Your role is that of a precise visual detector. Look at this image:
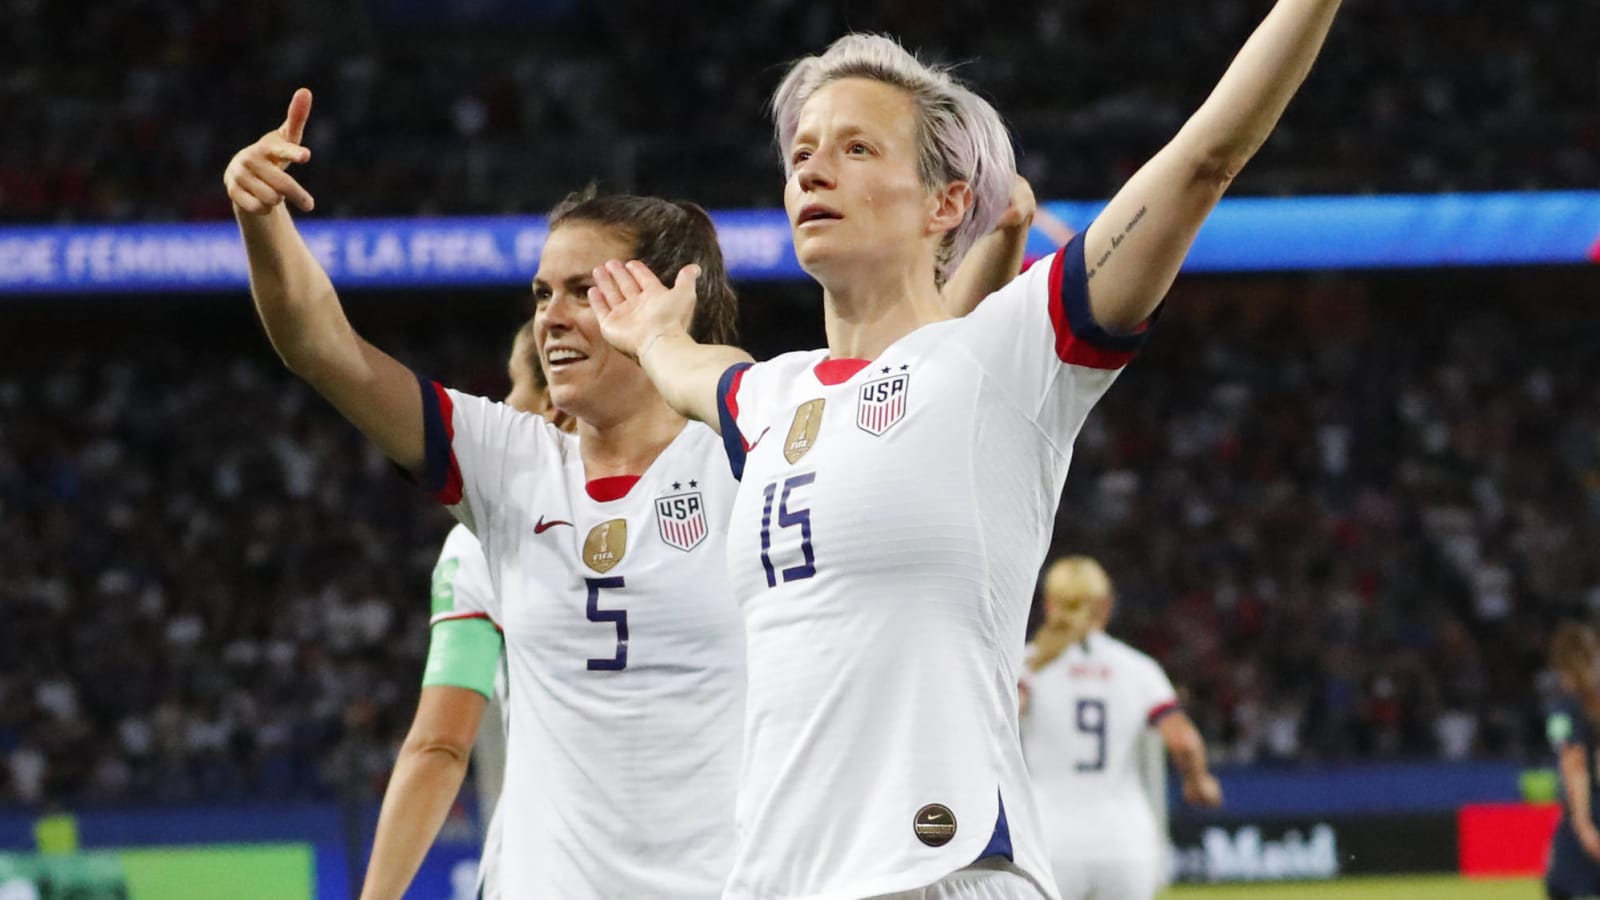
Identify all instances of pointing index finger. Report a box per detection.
[279,88,313,145]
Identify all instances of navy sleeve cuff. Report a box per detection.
[716,362,754,481]
[1048,229,1158,369]
[415,371,463,504]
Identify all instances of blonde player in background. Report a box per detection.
[363,320,565,900]
[224,88,1034,897]
[1021,557,1222,900]
[591,3,1340,896]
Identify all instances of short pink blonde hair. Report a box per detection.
[771,34,1017,285]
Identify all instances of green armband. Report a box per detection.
[422,617,503,698]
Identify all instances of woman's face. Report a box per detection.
[783,77,941,282]
[530,222,655,423]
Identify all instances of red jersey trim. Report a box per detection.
[814,358,872,385]
[428,381,466,506]
[724,366,748,445]
[429,610,503,634]
[1148,700,1181,725]
[587,474,641,502]
[1046,231,1151,370]
[715,362,754,481]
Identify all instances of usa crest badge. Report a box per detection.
[857,373,909,436]
[784,399,826,464]
[584,519,627,573]
[655,491,707,552]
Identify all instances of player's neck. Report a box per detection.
[819,264,947,361]
[576,396,687,480]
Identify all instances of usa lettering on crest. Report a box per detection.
[857,373,909,436]
[655,491,707,552]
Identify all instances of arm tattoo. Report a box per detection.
[1086,204,1149,282]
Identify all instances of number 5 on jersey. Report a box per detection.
[759,473,816,588]
[586,577,627,671]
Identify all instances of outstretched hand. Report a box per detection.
[224,88,317,215]
[589,260,700,361]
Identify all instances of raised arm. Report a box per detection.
[224,88,425,472]
[1084,0,1341,332]
[941,176,1037,318]
[590,260,753,431]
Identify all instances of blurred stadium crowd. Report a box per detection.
[3,0,1599,807]
[1,0,1595,223]
[4,275,1598,805]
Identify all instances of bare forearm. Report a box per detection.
[639,332,754,430]
[1084,0,1339,332]
[1177,0,1342,179]
[361,745,472,900]
[235,205,425,470]
[1171,736,1210,785]
[237,205,361,378]
[1161,714,1210,781]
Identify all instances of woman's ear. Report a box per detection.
[926,181,974,238]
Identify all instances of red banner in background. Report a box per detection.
[1458,803,1561,877]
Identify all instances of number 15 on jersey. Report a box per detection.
[759,473,816,588]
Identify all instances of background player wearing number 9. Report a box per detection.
[1021,558,1222,900]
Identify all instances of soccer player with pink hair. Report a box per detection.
[593,4,1343,896]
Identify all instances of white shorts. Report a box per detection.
[1051,860,1160,900]
[870,859,1052,900]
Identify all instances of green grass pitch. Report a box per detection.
[1164,875,1540,898]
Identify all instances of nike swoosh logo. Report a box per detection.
[745,427,771,452]
[534,516,573,534]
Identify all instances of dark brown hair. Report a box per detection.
[548,187,739,346]
[1552,622,1600,726]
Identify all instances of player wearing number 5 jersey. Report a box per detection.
[224,91,747,894]
[592,6,1339,897]
[1021,558,1221,900]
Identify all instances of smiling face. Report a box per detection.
[530,222,656,424]
[784,77,953,286]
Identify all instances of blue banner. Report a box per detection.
[0,193,1595,295]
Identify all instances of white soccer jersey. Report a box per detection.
[713,232,1148,899]
[1021,631,1180,869]
[418,387,745,898]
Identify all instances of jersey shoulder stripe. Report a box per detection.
[1147,700,1181,725]
[416,372,465,505]
[430,610,503,631]
[1046,230,1154,370]
[716,362,754,480]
